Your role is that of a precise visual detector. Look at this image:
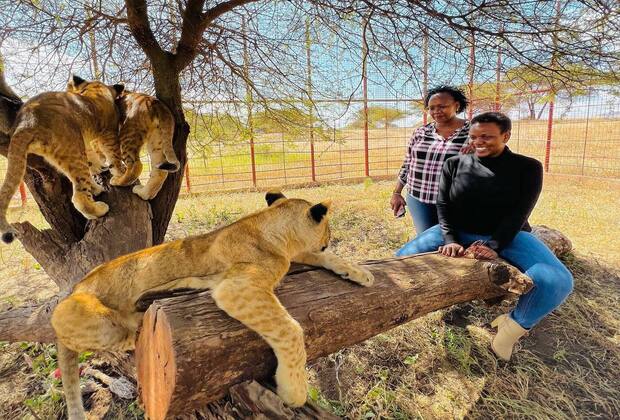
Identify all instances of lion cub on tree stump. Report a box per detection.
[52,191,374,419]
[108,90,180,200]
[0,75,124,243]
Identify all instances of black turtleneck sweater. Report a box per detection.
[436,147,543,251]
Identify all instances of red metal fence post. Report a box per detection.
[184,163,191,193]
[310,138,316,182]
[422,28,429,125]
[363,77,369,177]
[305,18,317,182]
[544,98,555,173]
[249,137,257,187]
[467,32,475,120]
[19,182,27,206]
[580,90,591,175]
[362,17,370,177]
[495,46,502,112]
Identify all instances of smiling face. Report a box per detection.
[427,92,460,123]
[469,122,511,158]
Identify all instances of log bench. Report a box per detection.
[134,226,569,419]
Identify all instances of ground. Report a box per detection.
[0,175,619,419]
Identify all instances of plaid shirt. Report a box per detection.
[398,121,471,204]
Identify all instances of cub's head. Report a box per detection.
[66,75,124,103]
[265,191,332,253]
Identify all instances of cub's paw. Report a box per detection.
[109,175,125,186]
[275,366,308,407]
[92,201,110,218]
[132,184,155,201]
[89,163,108,176]
[81,201,109,219]
[339,264,374,287]
[156,160,180,173]
[90,182,104,197]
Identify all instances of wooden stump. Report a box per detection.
[135,254,532,419]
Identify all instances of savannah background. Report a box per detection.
[1,0,619,419]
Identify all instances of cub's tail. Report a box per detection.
[0,131,32,243]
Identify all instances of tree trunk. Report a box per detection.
[135,254,533,419]
[149,65,189,245]
[0,69,155,342]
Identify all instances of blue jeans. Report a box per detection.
[406,194,438,235]
[395,225,573,329]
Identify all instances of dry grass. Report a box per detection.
[0,176,619,419]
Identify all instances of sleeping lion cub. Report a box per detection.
[109,90,180,200]
[0,75,123,243]
[52,192,374,419]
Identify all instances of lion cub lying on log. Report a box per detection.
[52,192,374,419]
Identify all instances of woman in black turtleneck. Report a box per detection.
[396,112,573,362]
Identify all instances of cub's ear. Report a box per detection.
[265,190,286,206]
[309,200,332,223]
[71,75,86,87]
[112,84,125,96]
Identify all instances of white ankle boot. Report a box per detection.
[491,314,527,361]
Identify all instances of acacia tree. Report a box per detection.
[347,106,409,129]
[0,0,617,344]
[0,0,259,343]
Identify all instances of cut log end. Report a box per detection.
[485,260,534,295]
[135,306,176,420]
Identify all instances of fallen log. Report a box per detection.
[135,253,533,419]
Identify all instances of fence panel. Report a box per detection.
[2,89,619,206]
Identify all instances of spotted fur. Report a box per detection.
[110,91,179,200]
[52,192,374,419]
[0,76,123,243]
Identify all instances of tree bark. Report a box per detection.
[149,66,189,245]
[0,0,262,344]
[135,254,533,419]
[0,64,157,344]
[0,186,153,342]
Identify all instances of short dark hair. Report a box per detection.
[424,86,468,113]
[471,112,512,133]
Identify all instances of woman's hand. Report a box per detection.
[465,242,498,260]
[390,193,406,217]
[438,243,465,257]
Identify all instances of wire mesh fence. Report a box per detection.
[2,88,619,205]
[179,88,619,195]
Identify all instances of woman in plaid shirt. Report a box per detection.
[391,86,471,234]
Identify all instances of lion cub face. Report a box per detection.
[265,191,332,253]
[66,75,124,103]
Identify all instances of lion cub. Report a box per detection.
[109,91,180,200]
[0,75,124,243]
[52,192,374,419]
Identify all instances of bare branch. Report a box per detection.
[175,0,260,71]
[125,0,167,64]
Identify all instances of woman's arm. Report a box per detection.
[489,159,543,251]
[392,127,423,215]
[396,127,423,186]
[436,157,459,245]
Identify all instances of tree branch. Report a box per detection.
[174,0,260,71]
[0,295,64,343]
[125,0,167,64]
[12,223,70,289]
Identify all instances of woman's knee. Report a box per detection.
[395,224,443,256]
[528,263,573,300]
